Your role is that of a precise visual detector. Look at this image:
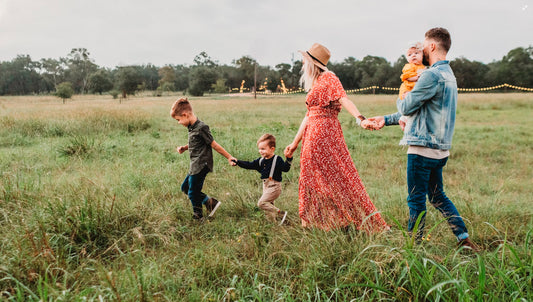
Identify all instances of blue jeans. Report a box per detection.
[406,154,469,241]
[181,166,210,218]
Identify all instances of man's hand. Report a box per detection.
[177,145,188,154]
[229,157,237,166]
[399,119,406,131]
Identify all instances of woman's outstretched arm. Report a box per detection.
[284,115,308,158]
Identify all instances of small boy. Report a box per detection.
[170,98,236,221]
[233,134,292,225]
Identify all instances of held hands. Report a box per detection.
[361,116,385,130]
[360,119,378,130]
[284,143,298,158]
[229,157,237,166]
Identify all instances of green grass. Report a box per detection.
[0,93,531,301]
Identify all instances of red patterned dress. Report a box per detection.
[298,71,389,232]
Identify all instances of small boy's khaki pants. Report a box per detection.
[258,179,282,221]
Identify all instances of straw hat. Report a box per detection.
[301,43,330,70]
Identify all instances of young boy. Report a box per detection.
[171,98,236,221]
[233,134,292,225]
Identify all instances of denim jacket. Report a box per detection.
[384,60,457,150]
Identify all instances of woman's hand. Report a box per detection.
[360,119,374,130]
[284,143,298,158]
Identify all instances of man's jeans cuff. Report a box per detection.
[457,233,469,241]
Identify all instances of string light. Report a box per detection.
[231,83,533,95]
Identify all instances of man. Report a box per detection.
[369,27,478,251]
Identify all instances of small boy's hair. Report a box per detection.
[257,133,276,148]
[170,98,192,118]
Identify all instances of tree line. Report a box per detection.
[0,46,532,97]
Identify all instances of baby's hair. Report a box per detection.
[257,133,276,148]
[406,41,423,53]
[170,98,192,118]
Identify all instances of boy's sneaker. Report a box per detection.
[278,211,288,226]
[192,206,203,221]
[206,198,221,217]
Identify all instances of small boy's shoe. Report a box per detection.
[457,238,480,253]
[206,198,221,217]
[278,211,288,226]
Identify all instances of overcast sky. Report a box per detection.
[0,0,531,68]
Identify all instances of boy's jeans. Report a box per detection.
[181,166,210,218]
[406,154,469,241]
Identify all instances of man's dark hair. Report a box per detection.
[425,27,451,53]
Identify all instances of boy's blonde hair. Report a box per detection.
[170,98,193,118]
[257,133,276,148]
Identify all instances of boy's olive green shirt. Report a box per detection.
[187,119,214,175]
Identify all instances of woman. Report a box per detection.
[284,43,389,232]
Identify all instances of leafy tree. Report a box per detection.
[329,57,361,90]
[65,48,98,93]
[288,60,303,90]
[138,64,159,91]
[88,69,113,94]
[0,55,42,95]
[357,56,394,90]
[450,57,489,88]
[497,47,533,87]
[39,58,65,91]
[218,64,241,90]
[388,56,407,88]
[158,66,176,92]
[211,79,228,93]
[188,66,218,96]
[188,52,219,96]
[233,56,258,90]
[114,66,143,98]
[55,82,74,103]
[193,51,217,67]
[173,64,190,91]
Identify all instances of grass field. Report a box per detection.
[0,93,531,301]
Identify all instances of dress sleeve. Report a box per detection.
[317,72,347,107]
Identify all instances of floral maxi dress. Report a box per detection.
[298,71,389,232]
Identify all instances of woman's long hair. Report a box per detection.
[299,55,326,92]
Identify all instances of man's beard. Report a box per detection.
[422,51,430,66]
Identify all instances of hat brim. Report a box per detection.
[299,50,328,71]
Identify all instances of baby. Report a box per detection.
[399,42,426,129]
